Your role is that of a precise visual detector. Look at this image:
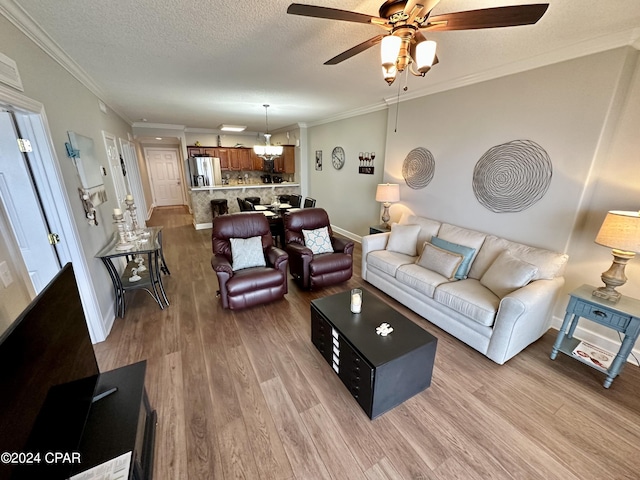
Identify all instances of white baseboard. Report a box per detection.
[194,221,212,230]
[94,300,116,344]
[331,225,360,244]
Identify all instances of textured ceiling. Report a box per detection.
[7,0,640,132]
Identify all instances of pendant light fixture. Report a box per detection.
[253,104,283,160]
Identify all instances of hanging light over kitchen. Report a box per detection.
[253,104,283,160]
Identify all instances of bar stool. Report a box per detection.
[210,199,229,220]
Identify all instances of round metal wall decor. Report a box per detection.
[402,147,435,190]
[472,139,552,213]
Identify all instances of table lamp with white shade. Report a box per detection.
[375,183,400,229]
[593,210,640,302]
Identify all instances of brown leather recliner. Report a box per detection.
[211,213,288,309]
[284,208,354,289]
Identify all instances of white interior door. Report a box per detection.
[0,111,60,292]
[146,148,183,206]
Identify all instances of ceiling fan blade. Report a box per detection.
[424,4,549,31]
[404,0,441,16]
[324,35,385,65]
[287,3,386,25]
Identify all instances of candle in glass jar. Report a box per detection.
[113,208,122,215]
[351,288,362,313]
[126,194,133,201]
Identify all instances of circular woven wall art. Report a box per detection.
[402,147,435,190]
[472,139,552,213]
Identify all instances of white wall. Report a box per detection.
[365,46,640,353]
[1,15,133,336]
[307,110,388,238]
[383,48,632,253]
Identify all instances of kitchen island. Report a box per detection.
[189,183,301,229]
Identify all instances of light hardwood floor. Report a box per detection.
[94,206,640,480]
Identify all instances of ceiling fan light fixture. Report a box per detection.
[382,65,398,85]
[380,35,402,68]
[415,39,437,74]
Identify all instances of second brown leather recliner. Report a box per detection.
[284,208,354,289]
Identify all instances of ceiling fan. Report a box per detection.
[287,1,549,85]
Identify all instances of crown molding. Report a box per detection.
[306,101,388,127]
[132,122,186,130]
[0,0,132,124]
[384,27,640,106]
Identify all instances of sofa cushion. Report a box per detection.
[368,250,416,277]
[302,226,334,254]
[480,250,538,298]
[431,236,476,280]
[434,279,500,327]
[386,223,421,256]
[230,236,266,271]
[396,263,453,298]
[399,213,442,255]
[416,242,463,280]
[468,235,568,281]
[437,223,487,265]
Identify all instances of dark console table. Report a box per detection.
[311,289,437,419]
[14,361,156,480]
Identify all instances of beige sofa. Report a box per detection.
[362,214,568,364]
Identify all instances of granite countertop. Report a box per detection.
[190,183,299,192]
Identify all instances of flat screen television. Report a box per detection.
[0,263,100,479]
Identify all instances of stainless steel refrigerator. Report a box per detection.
[188,156,222,187]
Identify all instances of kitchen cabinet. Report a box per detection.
[187,145,279,172]
[238,148,252,170]
[250,149,264,171]
[274,146,295,174]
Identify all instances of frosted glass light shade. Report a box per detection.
[253,145,283,156]
[381,35,402,68]
[415,40,437,73]
[375,183,400,203]
[595,211,640,253]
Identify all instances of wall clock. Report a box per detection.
[332,146,345,170]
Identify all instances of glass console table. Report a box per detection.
[96,226,170,318]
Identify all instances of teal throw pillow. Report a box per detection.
[431,236,476,280]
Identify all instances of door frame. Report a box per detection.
[143,146,186,206]
[120,137,147,226]
[0,83,105,342]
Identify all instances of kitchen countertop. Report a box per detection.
[190,183,299,192]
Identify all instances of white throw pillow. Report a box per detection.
[480,250,538,298]
[230,236,266,271]
[386,223,421,256]
[302,226,334,254]
[416,242,463,280]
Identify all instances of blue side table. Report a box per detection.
[551,284,640,388]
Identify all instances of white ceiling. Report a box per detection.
[6,0,640,132]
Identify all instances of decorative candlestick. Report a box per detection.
[113,209,133,251]
[125,196,142,233]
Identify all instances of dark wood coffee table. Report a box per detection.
[311,289,437,419]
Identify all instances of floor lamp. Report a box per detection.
[593,210,640,303]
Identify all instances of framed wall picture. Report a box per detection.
[315,150,322,171]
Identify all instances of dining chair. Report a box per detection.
[303,197,316,208]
